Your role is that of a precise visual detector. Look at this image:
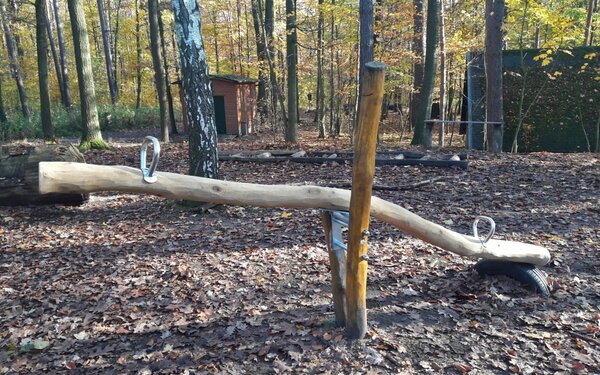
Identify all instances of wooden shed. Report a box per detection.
[210,74,257,135]
[172,74,257,135]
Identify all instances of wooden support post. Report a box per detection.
[321,211,346,327]
[345,61,385,339]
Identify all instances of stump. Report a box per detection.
[0,144,88,206]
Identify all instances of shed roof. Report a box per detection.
[210,74,257,84]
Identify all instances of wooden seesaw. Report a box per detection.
[37,63,550,339]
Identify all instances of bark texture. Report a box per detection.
[171,0,218,178]
[0,145,87,206]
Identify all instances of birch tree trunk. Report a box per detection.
[67,0,108,150]
[149,0,169,143]
[485,0,505,154]
[36,0,53,140]
[97,0,118,104]
[0,3,30,120]
[171,0,218,178]
[285,0,298,143]
[411,0,438,145]
[52,0,71,109]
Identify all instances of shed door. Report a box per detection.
[213,96,227,135]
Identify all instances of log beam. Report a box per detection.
[38,162,551,266]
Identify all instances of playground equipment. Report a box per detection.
[36,63,550,339]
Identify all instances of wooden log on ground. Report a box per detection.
[38,161,551,266]
[0,145,88,206]
[219,155,469,169]
[345,61,386,339]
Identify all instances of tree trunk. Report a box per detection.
[316,0,325,138]
[265,0,276,114]
[285,0,298,143]
[171,0,218,179]
[149,0,169,143]
[584,0,596,46]
[328,0,336,137]
[44,0,65,108]
[52,0,71,109]
[250,0,268,128]
[67,0,107,150]
[112,0,123,88]
[411,0,438,145]
[485,0,505,154]
[354,0,375,135]
[0,76,7,124]
[256,0,287,128]
[97,0,118,104]
[0,3,30,120]
[157,9,178,135]
[36,0,54,140]
[0,145,87,206]
[135,0,142,109]
[410,0,424,130]
[438,0,446,147]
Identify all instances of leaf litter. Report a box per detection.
[0,130,599,374]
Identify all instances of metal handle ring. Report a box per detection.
[472,216,496,245]
[140,136,160,183]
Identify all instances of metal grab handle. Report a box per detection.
[472,216,495,245]
[140,136,160,183]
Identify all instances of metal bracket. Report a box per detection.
[472,215,496,245]
[140,136,160,183]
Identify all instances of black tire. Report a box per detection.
[474,259,550,297]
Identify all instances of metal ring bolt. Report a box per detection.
[472,215,496,245]
[140,136,160,183]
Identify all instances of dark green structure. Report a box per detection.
[466,46,599,152]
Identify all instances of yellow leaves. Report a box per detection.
[583,52,597,60]
[541,58,552,67]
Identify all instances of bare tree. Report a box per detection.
[97,0,118,104]
[0,2,30,120]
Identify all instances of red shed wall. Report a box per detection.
[211,80,239,135]
[236,83,257,134]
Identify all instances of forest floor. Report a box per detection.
[1,126,599,374]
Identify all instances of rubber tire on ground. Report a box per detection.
[474,260,550,297]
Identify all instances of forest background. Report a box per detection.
[0,0,597,145]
